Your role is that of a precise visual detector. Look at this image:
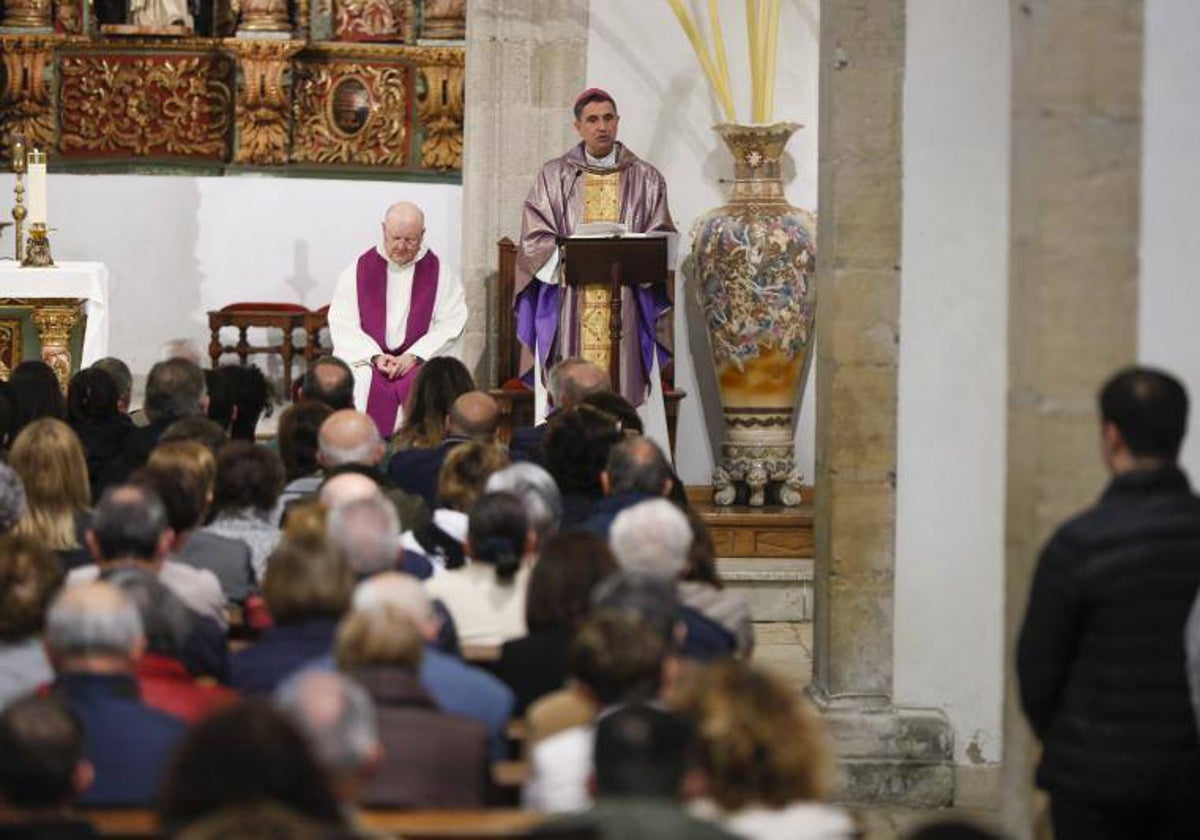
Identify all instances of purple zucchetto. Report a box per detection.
[0,461,26,533]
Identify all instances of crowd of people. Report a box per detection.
[0,347,853,839]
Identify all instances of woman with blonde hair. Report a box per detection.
[674,660,855,840]
[9,418,91,570]
[401,440,509,570]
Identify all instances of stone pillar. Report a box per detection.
[1002,1,1143,834]
[811,0,952,805]
[459,0,588,381]
[812,0,904,706]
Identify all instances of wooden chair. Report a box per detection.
[491,237,685,453]
[206,302,329,397]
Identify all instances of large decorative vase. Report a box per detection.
[691,122,816,507]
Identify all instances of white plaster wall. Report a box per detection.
[46,174,462,378]
[1140,0,1200,480]
[586,0,820,486]
[893,0,1009,764]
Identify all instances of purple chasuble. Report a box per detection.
[356,247,440,436]
[514,143,675,406]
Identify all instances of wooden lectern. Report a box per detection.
[558,235,669,394]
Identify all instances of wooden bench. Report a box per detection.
[84,807,547,838]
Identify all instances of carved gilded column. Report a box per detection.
[0,36,57,158]
[421,0,464,39]
[30,300,84,390]
[237,0,292,33]
[227,39,305,165]
[417,51,463,169]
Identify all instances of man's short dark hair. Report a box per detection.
[212,441,285,514]
[574,88,617,120]
[278,400,335,483]
[590,570,680,643]
[1099,367,1189,460]
[132,463,207,533]
[103,567,193,658]
[206,364,271,441]
[569,611,666,706]
[160,416,228,458]
[91,485,168,561]
[300,356,355,412]
[145,358,206,424]
[594,704,695,799]
[159,699,344,832]
[606,436,672,495]
[0,695,86,809]
[91,357,133,402]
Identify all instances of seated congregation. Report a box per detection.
[0,348,847,839]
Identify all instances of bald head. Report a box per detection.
[319,473,382,510]
[550,358,611,410]
[319,410,384,468]
[448,391,499,440]
[383,202,424,228]
[381,202,426,266]
[300,357,354,411]
[603,436,674,497]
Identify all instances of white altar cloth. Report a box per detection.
[0,261,110,363]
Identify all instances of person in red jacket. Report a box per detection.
[104,567,235,724]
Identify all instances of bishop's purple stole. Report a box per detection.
[356,247,440,436]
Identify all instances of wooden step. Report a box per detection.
[688,486,815,560]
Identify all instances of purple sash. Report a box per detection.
[356,247,440,436]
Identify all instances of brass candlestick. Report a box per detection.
[22,223,53,267]
[11,134,25,263]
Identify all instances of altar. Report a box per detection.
[0,261,110,385]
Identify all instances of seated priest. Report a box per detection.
[516,88,676,442]
[328,201,468,438]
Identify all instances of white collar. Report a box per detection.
[585,146,618,169]
[375,243,429,271]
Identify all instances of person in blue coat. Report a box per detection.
[44,581,185,807]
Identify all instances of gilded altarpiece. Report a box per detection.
[0,1,465,179]
[59,47,234,160]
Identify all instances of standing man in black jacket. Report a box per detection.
[1018,367,1200,839]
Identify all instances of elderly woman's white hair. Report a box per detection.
[275,669,380,781]
[353,571,437,639]
[609,498,692,579]
[485,462,561,546]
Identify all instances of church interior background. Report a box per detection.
[2,0,1199,833]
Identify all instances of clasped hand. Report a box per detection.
[373,353,418,379]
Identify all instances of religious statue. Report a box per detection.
[129,0,194,28]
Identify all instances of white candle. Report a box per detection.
[27,149,47,226]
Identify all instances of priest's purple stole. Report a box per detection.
[356,247,440,436]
